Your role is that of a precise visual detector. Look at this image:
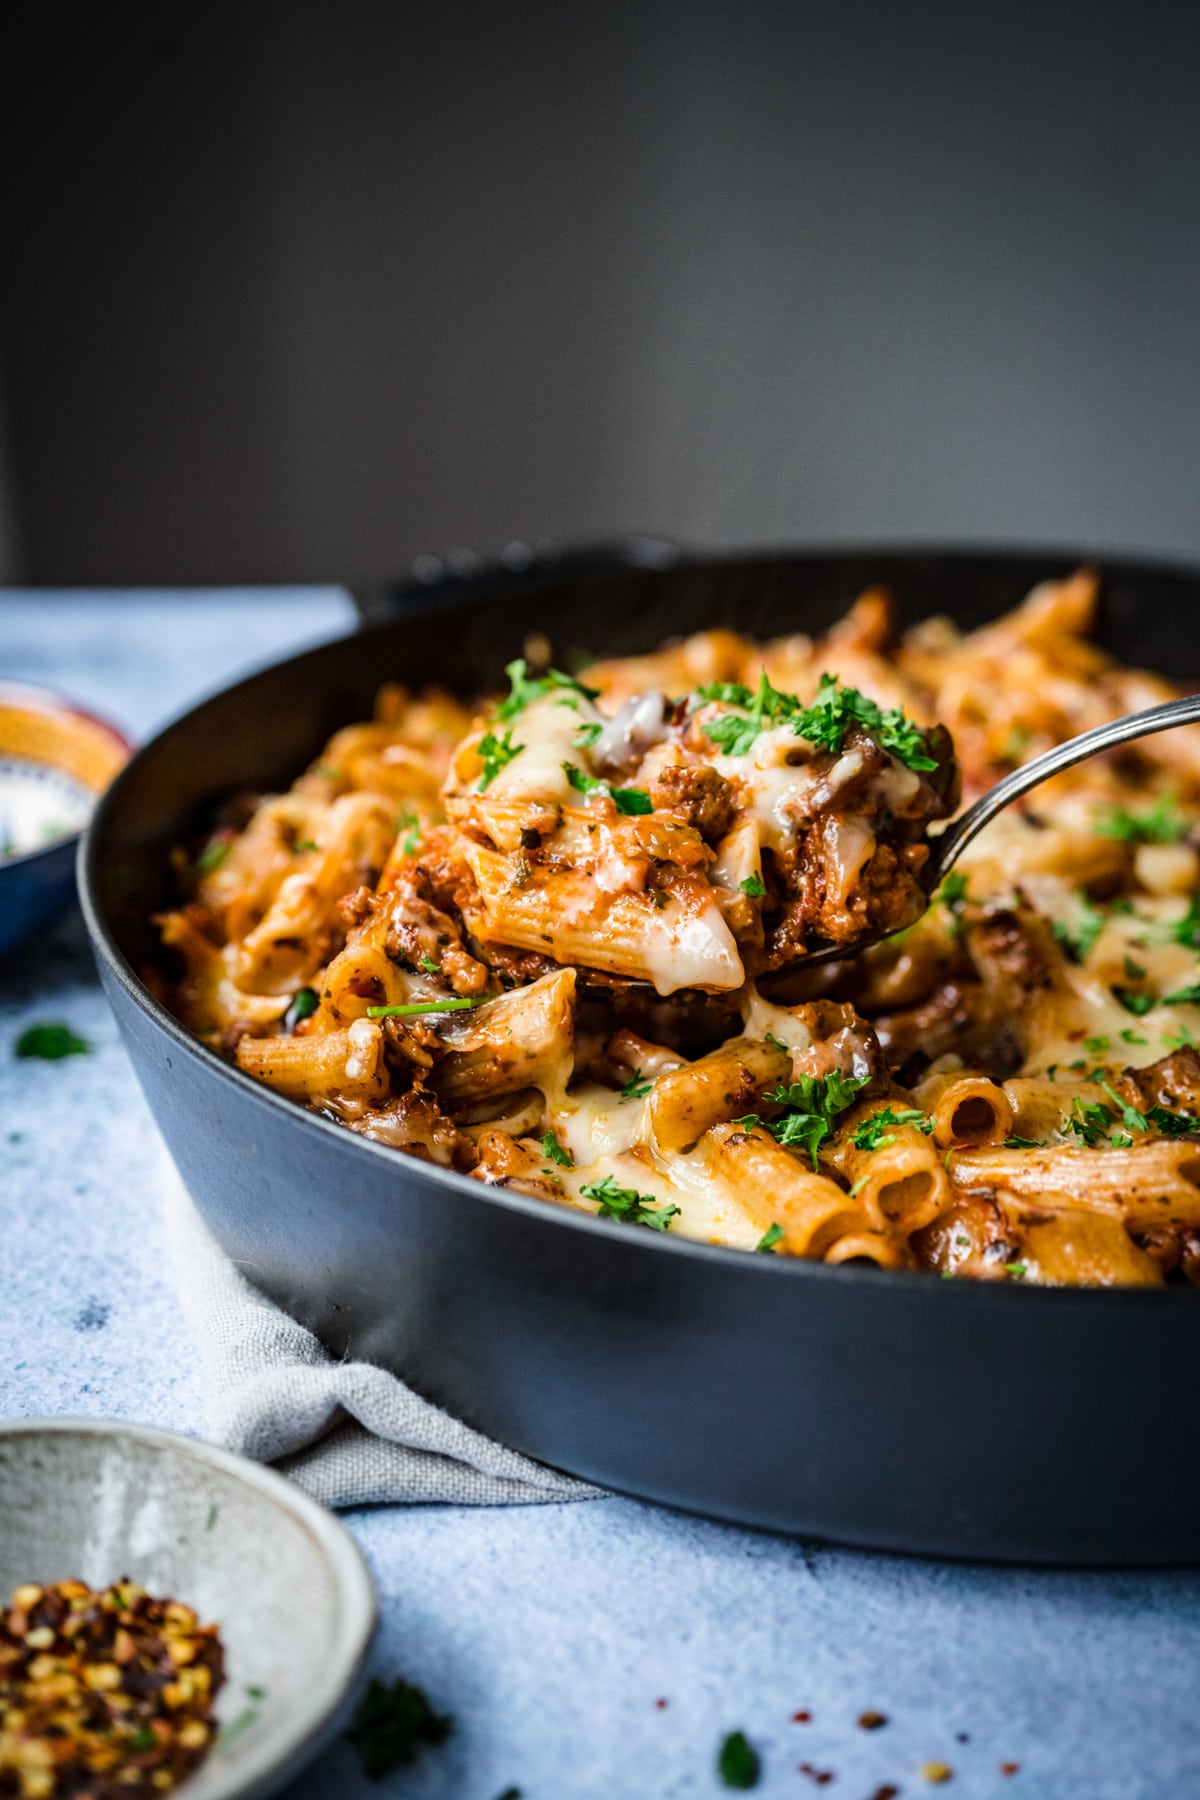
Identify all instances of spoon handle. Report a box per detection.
[925,691,1200,886]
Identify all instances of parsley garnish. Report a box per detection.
[1166,895,1200,948]
[129,1727,157,1752]
[937,870,970,936]
[619,1069,654,1101]
[579,1174,679,1230]
[417,956,439,974]
[346,1677,454,1778]
[478,727,524,789]
[541,1130,572,1167]
[1004,1135,1042,1148]
[1165,1022,1197,1050]
[562,763,653,814]
[756,1222,785,1253]
[574,720,604,747]
[764,1030,789,1053]
[850,1106,934,1150]
[1114,986,1157,1016]
[286,986,319,1028]
[1124,954,1148,980]
[367,998,487,1018]
[756,1071,871,1168]
[1164,983,1200,1006]
[1053,895,1106,964]
[1083,1035,1111,1055]
[718,1730,761,1790]
[1004,1261,1029,1281]
[294,838,319,853]
[1061,1098,1118,1147]
[496,658,600,722]
[740,872,766,898]
[1120,1027,1148,1045]
[397,810,421,855]
[1093,794,1188,844]
[195,837,230,876]
[14,1022,90,1060]
[695,670,936,771]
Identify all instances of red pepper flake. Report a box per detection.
[791,1710,812,1724]
[797,1763,835,1785]
[870,1788,901,1800]
[858,1710,888,1730]
[654,1697,668,1711]
[999,1763,1020,1778]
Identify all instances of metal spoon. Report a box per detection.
[803,690,1200,966]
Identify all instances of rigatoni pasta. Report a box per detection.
[158,571,1200,1286]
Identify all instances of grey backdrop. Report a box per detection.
[3,1,1198,585]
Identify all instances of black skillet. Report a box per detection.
[80,546,1200,1565]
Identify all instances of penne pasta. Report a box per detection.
[156,572,1200,1285]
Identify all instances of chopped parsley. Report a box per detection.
[294,838,319,853]
[1166,895,1200,948]
[739,872,767,899]
[496,657,600,722]
[477,727,524,789]
[1052,895,1106,964]
[562,762,653,814]
[764,1030,789,1054]
[367,997,487,1018]
[748,1070,871,1169]
[397,810,422,855]
[541,1130,572,1168]
[579,1174,679,1230]
[1120,1027,1148,1045]
[221,1708,259,1746]
[1165,1022,1197,1050]
[14,1022,90,1060]
[286,986,319,1029]
[1060,1085,1196,1147]
[195,837,230,876]
[574,719,604,747]
[1083,1035,1111,1055]
[1004,1261,1029,1281]
[695,670,937,771]
[619,1069,654,1101]
[346,1677,454,1778]
[937,870,970,936]
[1061,1098,1119,1147]
[1004,1135,1043,1148]
[1093,794,1188,844]
[1114,986,1157,1017]
[718,1729,761,1790]
[756,1222,785,1253]
[1163,983,1200,1006]
[1124,954,1148,980]
[417,955,440,974]
[850,1106,934,1151]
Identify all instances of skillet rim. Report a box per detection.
[78,540,1200,1308]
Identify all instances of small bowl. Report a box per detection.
[0,681,130,958]
[0,1419,377,1800]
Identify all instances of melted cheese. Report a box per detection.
[488,694,600,804]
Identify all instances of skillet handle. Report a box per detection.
[351,535,683,625]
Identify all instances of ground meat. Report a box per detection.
[348,1087,475,1169]
[1115,1046,1200,1113]
[647,763,736,840]
[471,1128,565,1200]
[337,884,379,931]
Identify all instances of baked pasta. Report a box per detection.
[157,569,1200,1287]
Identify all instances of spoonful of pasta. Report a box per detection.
[443,655,1200,994]
[800,689,1200,966]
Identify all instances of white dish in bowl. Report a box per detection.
[0,1418,376,1799]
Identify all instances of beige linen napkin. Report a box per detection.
[164,1164,601,1510]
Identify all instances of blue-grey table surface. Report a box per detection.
[2,589,1197,1800]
